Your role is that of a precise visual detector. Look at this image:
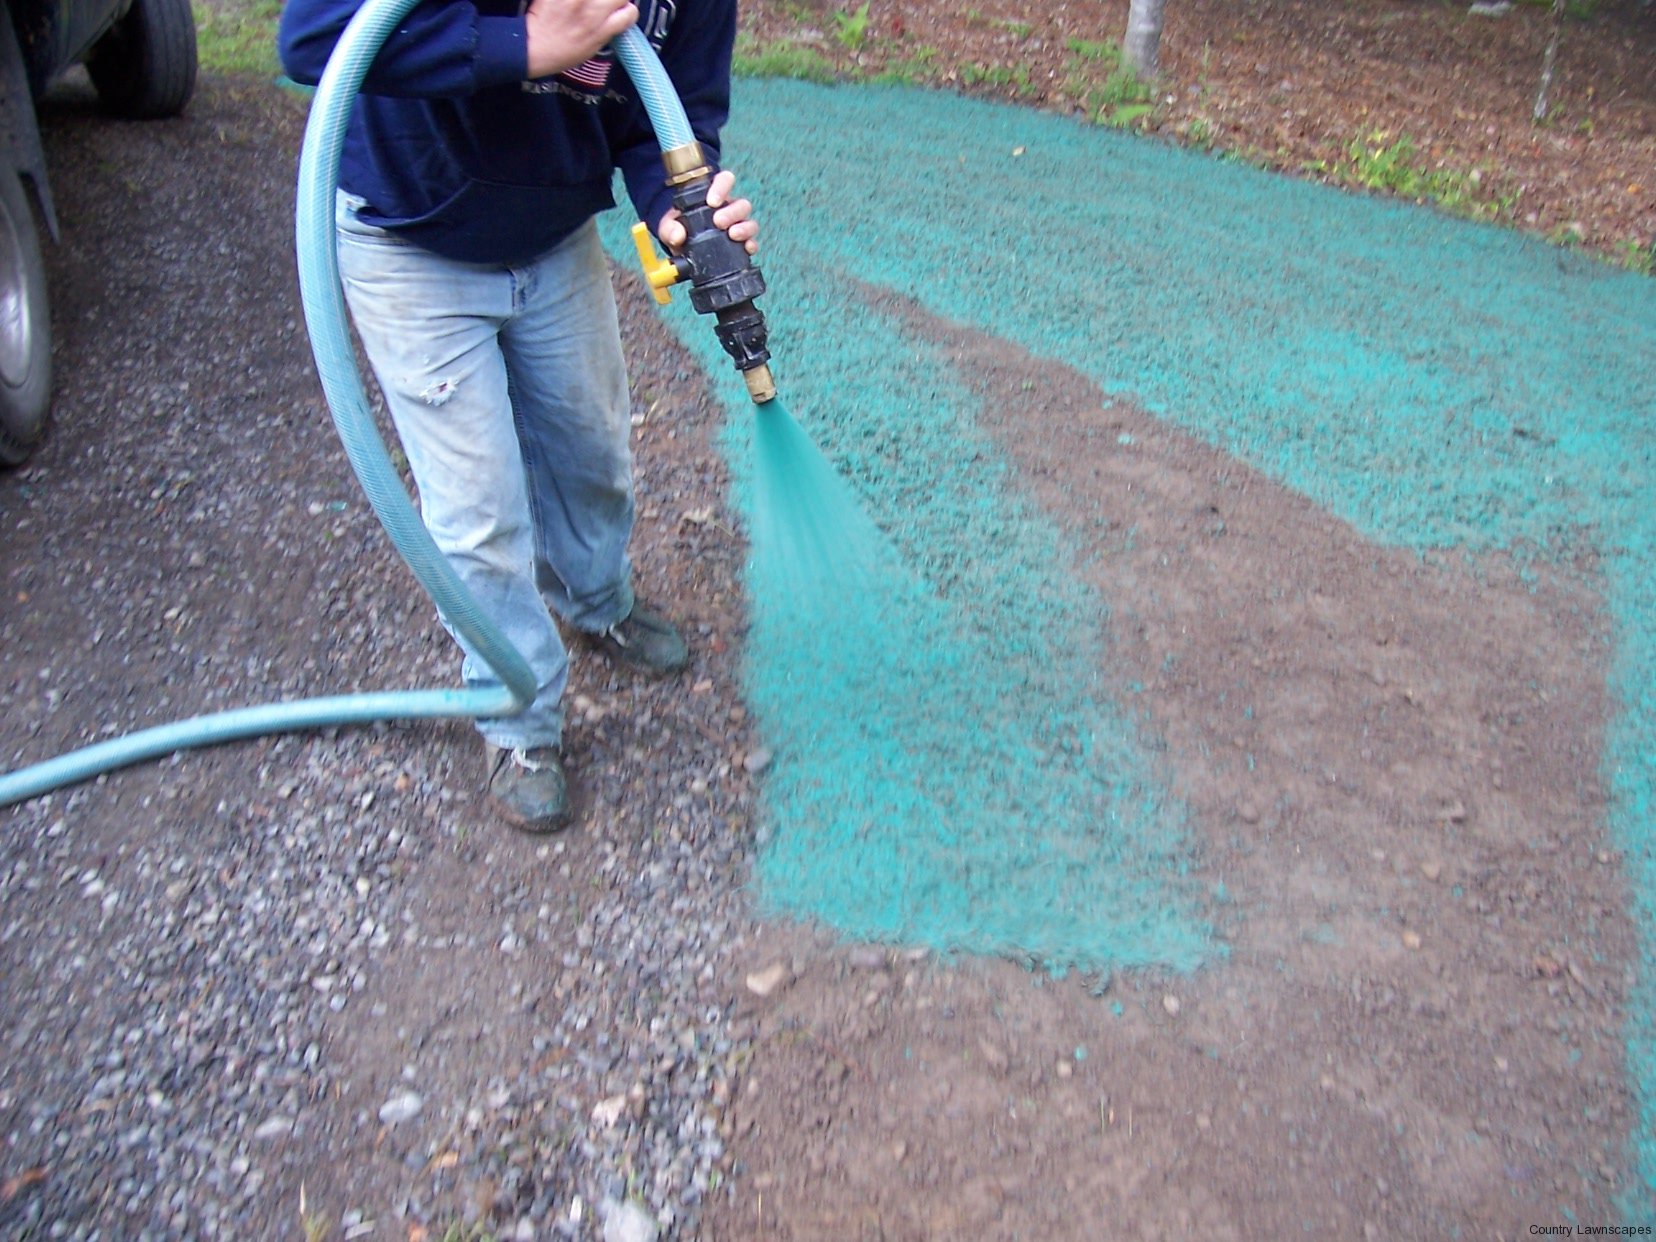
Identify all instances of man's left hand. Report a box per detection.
[658,169,759,255]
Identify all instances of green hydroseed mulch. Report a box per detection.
[605,77,1655,1199]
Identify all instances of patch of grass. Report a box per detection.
[870,43,939,85]
[1225,143,1282,171]
[1060,37,1156,128]
[1611,238,1654,276]
[733,35,839,84]
[960,61,1037,96]
[1103,102,1156,129]
[1184,115,1217,148]
[963,9,1032,37]
[832,2,871,51]
[1309,131,1518,222]
[192,0,283,77]
[1549,220,1586,247]
[1065,37,1118,61]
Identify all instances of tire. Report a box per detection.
[0,169,51,467]
[86,0,199,120]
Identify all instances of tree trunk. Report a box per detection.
[1124,0,1168,77]
[1532,0,1564,123]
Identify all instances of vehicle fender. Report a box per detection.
[0,10,58,241]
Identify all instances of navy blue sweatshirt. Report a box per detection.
[278,0,735,265]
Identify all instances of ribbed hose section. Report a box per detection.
[613,26,696,150]
[4,0,711,807]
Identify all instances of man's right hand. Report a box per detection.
[524,0,637,79]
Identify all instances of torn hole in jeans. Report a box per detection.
[419,377,459,406]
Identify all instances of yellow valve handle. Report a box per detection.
[630,222,680,306]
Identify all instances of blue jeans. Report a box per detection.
[336,196,635,749]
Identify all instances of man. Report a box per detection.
[278,0,757,833]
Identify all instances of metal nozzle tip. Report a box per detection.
[744,364,776,404]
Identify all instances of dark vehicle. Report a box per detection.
[1,0,196,464]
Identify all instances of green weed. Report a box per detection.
[1612,238,1654,276]
[1310,131,1516,222]
[963,10,1032,37]
[960,62,1036,96]
[1103,103,1155,128]
[1060,37,1155,127]
[733,35,838,83]
[871,44,939,85]
[1064,37,1117,62]
[1332,132,1430,192]
[832,2,871,51]
[1549,221,1586,247]
[192,0,283,77]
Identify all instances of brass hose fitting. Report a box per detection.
[629,149,774,404]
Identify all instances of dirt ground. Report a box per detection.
[699,297,1635,1238]
[1,0,1651,1238]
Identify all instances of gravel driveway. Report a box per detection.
[2,70,761,1239]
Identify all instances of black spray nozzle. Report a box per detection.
[631,146,774,403]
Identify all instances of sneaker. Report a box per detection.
[586,602,689,676]
[484,745,572,833]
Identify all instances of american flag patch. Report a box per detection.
[560,56,613,90]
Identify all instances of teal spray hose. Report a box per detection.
[0,12,747,807]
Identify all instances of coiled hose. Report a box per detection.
[0,12,692,806]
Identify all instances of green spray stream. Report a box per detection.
[738,387,1203,964]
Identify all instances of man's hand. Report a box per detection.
[658,170,760,256]
[525,0,637,80]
